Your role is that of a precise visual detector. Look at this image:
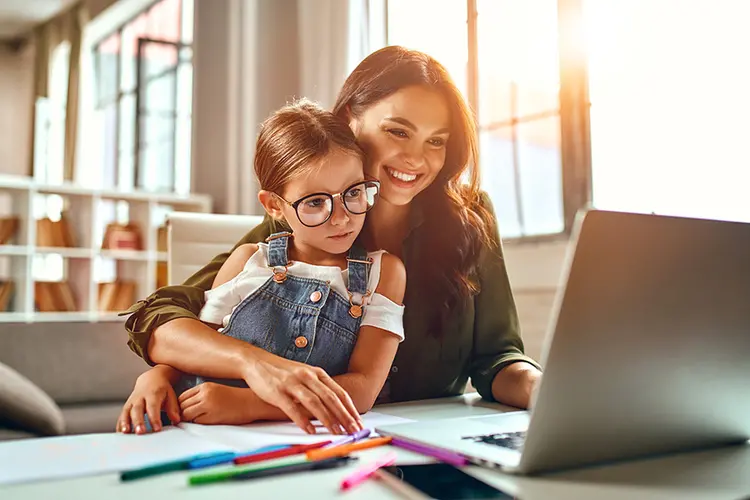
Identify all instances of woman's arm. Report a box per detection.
[491,361,540,409]
[147,243,299,378]
[123,220,275,364]
[124,218,362,434]
[468,194,543,409]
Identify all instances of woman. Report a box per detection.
[119,46,542,435]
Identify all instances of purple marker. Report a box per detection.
[390,437,468,467]
[322,428,371,449]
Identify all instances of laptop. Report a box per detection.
[376,209,750,475]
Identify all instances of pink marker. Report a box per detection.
[339,451,398,491]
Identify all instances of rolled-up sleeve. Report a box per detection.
[123,286,207,365]
[468,196,542,401]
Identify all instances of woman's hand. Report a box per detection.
[117,365,181,434]
[242,360,364,435]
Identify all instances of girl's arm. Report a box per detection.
[334,253,406,413]
[117,364,183,434]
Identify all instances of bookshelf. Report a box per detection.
[0,174,212,323]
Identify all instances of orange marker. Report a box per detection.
[306,436,392,461]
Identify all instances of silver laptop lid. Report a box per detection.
[521,209,750,474]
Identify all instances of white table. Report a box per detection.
[4,394,750,500]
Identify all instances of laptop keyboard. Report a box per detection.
[461,431,527,451]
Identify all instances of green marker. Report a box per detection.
[188,456,308,486]
[120,451,235,481]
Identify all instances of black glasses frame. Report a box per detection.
[275,180,381,228]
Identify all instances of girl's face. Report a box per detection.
[349,85,452,207]
[264,149,367,256]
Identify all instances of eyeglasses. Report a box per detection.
[275,180,380,228]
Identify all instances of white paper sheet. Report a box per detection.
[178,411,416,451]
[0,427,232,486]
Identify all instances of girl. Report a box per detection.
[122,46,541,436]
[118,99,406,435]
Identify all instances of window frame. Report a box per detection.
[386,0,592,242]
[133,36,189,190]
[91,0,191,193]
[33,41,71,185]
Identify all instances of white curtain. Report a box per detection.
[297,0,386,109]
[297,0,350,109]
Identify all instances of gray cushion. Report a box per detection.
[61,402,130,435]
[0,361,65,436]
[0,427,36,441]
[0,321,148,404]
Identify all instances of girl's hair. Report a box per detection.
[333,46,495,337]
[255,98,365,194]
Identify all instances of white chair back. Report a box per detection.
[167,212,264,285]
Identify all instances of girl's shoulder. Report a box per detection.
[365,250,406,294]
[365,250,401,268]
[232,242,260,261]
[227,242,269,273]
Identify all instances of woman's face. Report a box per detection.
[350,86,451,206]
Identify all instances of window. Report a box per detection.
[386,0,590,239]
[584,0,750,223]
[93,0,194,194]
[33,42,70,185]
[32,43,71,282]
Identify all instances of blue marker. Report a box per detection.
[187,444,295,470]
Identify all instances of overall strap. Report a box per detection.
[265,232,292,267]
[346,245,372,305]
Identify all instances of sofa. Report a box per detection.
[0,320,148,441]
[0,213,265,441]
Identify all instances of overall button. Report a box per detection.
[309,291,322,303]
[294,336,308,348]
[391,365,399,373]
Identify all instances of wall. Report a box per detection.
[190,0,232,214]
[191,0,300,215]
[503,239,569,365]
[0,43,34,177]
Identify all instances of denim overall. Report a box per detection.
[176,232,371,392]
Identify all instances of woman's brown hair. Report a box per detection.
[333,46,494,336]
[255,98,365,194]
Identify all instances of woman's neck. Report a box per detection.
[363,200,411,256]
[287,241,347,269]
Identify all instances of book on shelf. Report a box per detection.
[156,262,167,289]
[157,225,168,252]
[55,282,77,311]
[0,217,19,245]
[36,215,76,248]
[0,281,14,312]
[102,223,143,251]
[34,281,77,312]
[98,280,137,312]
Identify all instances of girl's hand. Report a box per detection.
[242,360,363,435]
[179,382,261,425]
[117,365,181,434]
